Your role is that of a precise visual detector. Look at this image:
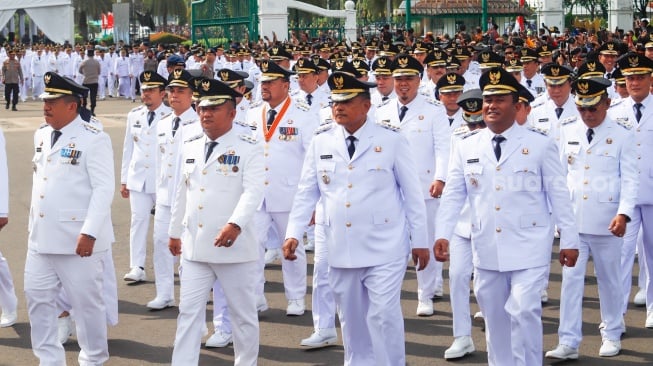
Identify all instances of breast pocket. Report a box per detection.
[317,161,336,187]
[463,164,483,189]
[597,148,619,172]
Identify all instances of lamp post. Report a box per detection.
[406,0,411,30]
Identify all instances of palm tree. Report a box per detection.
[73,0,113,42]
[144,0,188,33]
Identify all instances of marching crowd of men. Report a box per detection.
[0,25,652,365]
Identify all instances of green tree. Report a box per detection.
[633,0,649,19]
[73,0,113,42]
[144,0,188,32]
[563,0,608,20]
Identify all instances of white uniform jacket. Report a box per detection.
[121,104,172,193]
[558,116,639,235]
[608,95,653,205]
[248,97,319,212]
[169,130,265,263]
[286,120,428,268]
[435,124,579,271]
[29,117,115,254]
[375,95,451,198]
[529,95,579,141]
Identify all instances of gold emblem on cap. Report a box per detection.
[335,60,344,69]
[466,100,478,110]
[220,71,229,81]
[143,72,152,81]
[271,47,279,55]
[607,43,614,50]
[173,69,182,79]
[378,58,387,67]
[434,51,442,59]
[261,60,269,72]
[398,56,409,68]
[481,53,490,62]
[521,49,528,56]
[629,56,639,67]
[383,44,389,50]
[352,60,361,68]
[587,62,596,71]
[44,73,51,84]
[488,70,501,85]
[542,45,548,51]
[194,79,202,89]
[201,80,211,91]
[510,59,518,66]
[297,59,304,67]
[447,73,457,84]
[333,75,344,89]
[577,81,589,94]
[551,66,560,76]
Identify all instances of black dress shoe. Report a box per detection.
[11,106,17,111]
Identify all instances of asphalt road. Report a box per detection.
[0,98,651,365]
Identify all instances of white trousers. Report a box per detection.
[117,76,131,98]
[24,249,109,366]
[416,199,443,301]
[0,250,17,313]
[475,265,547,366]
[32,76,44,100]
[128,191,155,269]
[254,209,306,301]
[622,205,653,313]
[558,234,623,347]
[152,203,176,301]
[311,223,336,330]
[330,257,407,366]
[98,75,107,98]
[172,259,259,366]
[448,233,474,337]
[107,75,116,97]
[20,77,29,101]
[621,226,646,314]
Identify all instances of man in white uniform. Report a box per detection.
[0,126,16,328]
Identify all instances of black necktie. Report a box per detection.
[399,105,408,121]
[434,89,440,100]
[347,136,357,158]
[51,130,62,148]
[172,117,180,137]
[205,141,218,162]
[586,128,594,143]
[606,72,612,79]
[266,109,277,129]
[147,111,155,126]
[306,94,313,106]
[448,117,454,126]
[526,79,532,87]
[555,107,563,119]
[634,103,643,123]
[382,96,389,102]
[492,135,506,160]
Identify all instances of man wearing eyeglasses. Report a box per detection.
[546,77,638,360]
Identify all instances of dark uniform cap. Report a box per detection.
[412,40,431,54]
[268,45,292,61]
[536,44,553,57]
[424,48,448,67]
[540,63,573,85]
[167,54,185,67]
[259,59,295,81]
[446,55,461,69]
[478,50,504,69]
[317,42,332,52]
[196,78,242,107]
[390,54,422,77]
[436,72,466,93]
[139,71,168,89]
[478,67,521,96]
[327,71,377,102]
[207,47,217,54]
[517,84,534,104]
[293,57,319,74]
[617,52,653,75]
[244,79,255,93]
[378,42,399,57]
[40,72,89,99]
[519,47,539,62]
[167,69,194,88]
[217,68,249,88]
[365,39,379,51]
[576,60,606,79]
[456,89,484,123]
[597,41,620,55]
[351,49,365,60]
[572,77,611,107]
[452,46,471,60]
[641,33,653,48]
[611,68,626,85]
[331,59,362,78]
[310,55,331,71]
[504,58,523,72]
[351,59,369,75]
[371,56,393,75]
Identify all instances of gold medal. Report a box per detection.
[322,174,330,184]
[567,155,574,164]
[160,146,165,153]
[470,177,478,187]
[133,136,139,142]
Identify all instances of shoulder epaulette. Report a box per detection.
[234,120,252,128]
[527,125,549,136]
[452,125,470,136]
[614,117,633,130]
[295,100,310,111]
[249,100,263,108]
[530,100,545,109]
[561,116,577,126]
[39,123,48,129]
[82,122,101,134]
[609,98,624,108]
[161,112,173,119]
[419,88,430,97]
[377,98,391,108]
[321,118,334,126]
[239,134,258,143]
[461,129,481,139]
[182,119,197,126]
[130,105,145,113]
[184,134,203,143]
[376,119,400,132]
[425,97,442,106]
[314,123,334,135]
[289,89,300,96]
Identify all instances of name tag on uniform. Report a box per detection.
[467,158,480,164]
[158,133,165,137]
[133,124,142,128]
[186,159,195,164]
[538,118,549,123]
[568,141,579,145]
[36,147,42,152]
[320,155,333,160]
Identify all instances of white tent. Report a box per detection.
[0,0,73,44]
